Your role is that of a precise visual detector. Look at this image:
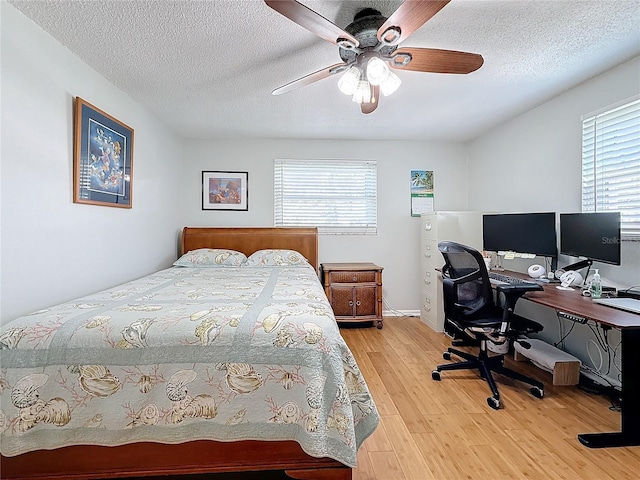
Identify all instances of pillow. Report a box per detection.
[244,249,309,267]
[173,248,247,267]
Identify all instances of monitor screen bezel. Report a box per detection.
[482,212,558,258]
[559,212,621,266]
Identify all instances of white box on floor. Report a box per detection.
[513,339,581,386]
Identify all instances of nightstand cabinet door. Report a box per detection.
[354,285,377,317]
[329,285,357,317]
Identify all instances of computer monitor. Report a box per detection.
[482,212,558,258]
[560,212,621,267]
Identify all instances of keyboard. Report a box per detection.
[489,272,534,285]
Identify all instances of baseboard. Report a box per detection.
[383,309,420,317]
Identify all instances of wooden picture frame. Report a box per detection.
[73,97,134,208]
[202,171,248,211]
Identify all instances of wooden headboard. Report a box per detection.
[181,227,319,271]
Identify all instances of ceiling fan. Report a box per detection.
[264,0,484,114]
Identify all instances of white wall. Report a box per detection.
[182,139,470,312]
[468,56,640,287]
[467,56,640,384]
[1,3,184,322]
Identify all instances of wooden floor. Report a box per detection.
[340,316,640,480]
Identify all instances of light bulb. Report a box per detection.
[380,70,401,96]
[352,80,371,104]
[337,66,360,95]
[366,57,389,85]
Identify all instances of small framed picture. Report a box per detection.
[73,97,134,208]
[202,171,248,211]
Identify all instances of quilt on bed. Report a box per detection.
[0,263,379,467]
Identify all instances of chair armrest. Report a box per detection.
[495,283,544,333]
[495,283,543,294]
[496,283,543,305]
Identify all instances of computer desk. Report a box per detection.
[502,270,640,448]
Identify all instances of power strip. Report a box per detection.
[558,311,587,324]
[618,289,640,300]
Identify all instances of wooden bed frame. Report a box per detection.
[180,227,320,272]
[2,227,352,480]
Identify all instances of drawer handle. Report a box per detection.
[424,221,432,230]
[349,301,354,306]
[424,298,431,304]
[424,279,431,285]
[356,301,361,306]
[425,271,432,278]
[424,253,431,258]
[423,305,431,312]
[352,276,358,282]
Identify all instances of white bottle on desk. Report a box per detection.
[590,269,602,299]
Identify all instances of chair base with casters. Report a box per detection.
[432,332,544,410]
[433,241,546,410]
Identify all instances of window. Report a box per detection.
[274,159,377,234]
[582,96,640,239]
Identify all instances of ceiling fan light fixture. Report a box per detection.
[352,80,372,104]
[391,52,412,67]
[337,65,361,95]
[380,27,401,46]
[380,70,401,96]
[336,37,358,51]
[366,57,389,85]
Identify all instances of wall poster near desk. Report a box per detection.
[411,170,434,216]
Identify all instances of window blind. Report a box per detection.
[274,159,377,234]
[582,97,640,239]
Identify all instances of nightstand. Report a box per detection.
[321,262,383,329]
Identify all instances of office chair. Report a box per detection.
[431,241,545,409]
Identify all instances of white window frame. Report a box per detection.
[582,96,640,240]
[274,159,378,235]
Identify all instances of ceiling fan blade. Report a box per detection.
[390,47,484,74]
[272,63,347,95]
[265,0,359,47]
[377,0,450,45]
[361,85,380,114]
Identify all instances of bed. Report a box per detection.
[0,227,379,480]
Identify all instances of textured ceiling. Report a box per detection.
[8,0,640,141]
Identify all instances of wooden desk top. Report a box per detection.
[524,287,639,329]
[498,270,640,329]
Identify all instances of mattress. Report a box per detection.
[0,263,379,467]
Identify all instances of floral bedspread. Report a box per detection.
[0,264,379,467]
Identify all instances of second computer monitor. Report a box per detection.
[482,212,558,257]
[560,212,621,265]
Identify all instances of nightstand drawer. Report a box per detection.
[328,271,377,284]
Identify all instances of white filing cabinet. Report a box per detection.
[420,211,484,332]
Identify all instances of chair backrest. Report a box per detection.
[438,241,495,323]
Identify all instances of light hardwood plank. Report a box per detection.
[379,414,436,480]
[366,451,405,480]
[343,316,640,480]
